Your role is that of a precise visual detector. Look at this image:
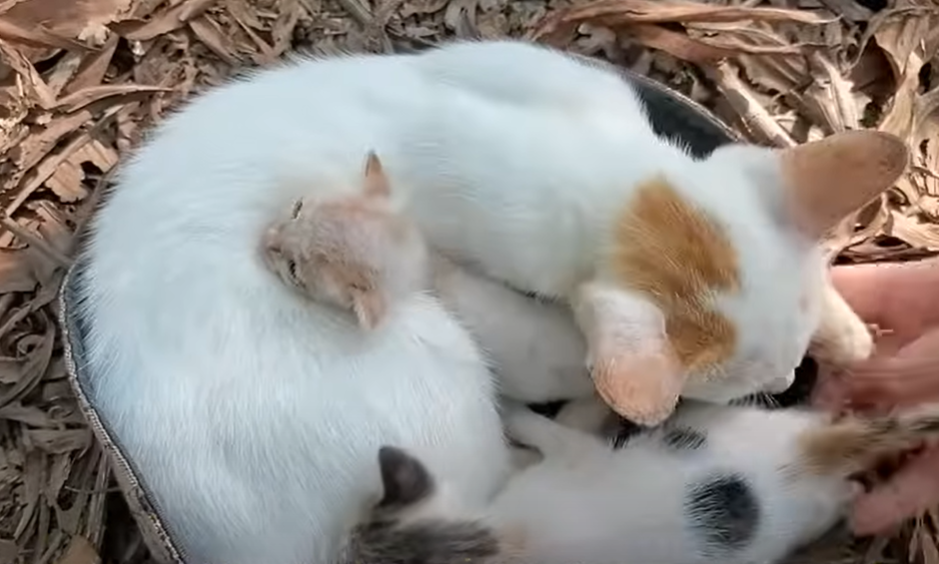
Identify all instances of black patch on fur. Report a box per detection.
[346,520,501,564]
[662,427,707,451]
[610,416,642,449]
[685,472,760,553]
[377,446,434,510]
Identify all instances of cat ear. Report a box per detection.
[376,446,435,509]
[572,282,686,427]
[363,150,391,200]
[351,287,388,330]
[776,130,908,239]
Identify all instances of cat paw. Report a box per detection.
[554,395,612,434]
[811,320,875,366]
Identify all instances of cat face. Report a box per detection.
[339,446,504,564]
[574,130,910,425]
[262,152,430,329]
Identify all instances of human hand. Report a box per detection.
[810,256,939,536]
[812,256,939,412]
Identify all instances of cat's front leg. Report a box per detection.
[502,402,607,460]
[809,272,874,367]
[431,253,594,403]
[553,395,614,435]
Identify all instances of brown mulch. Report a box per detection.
[0,0,937,563]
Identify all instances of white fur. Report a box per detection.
[474,402,849,564]
[78,39,828,564]
[432,256,593,403]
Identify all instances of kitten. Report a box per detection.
[396,42,910,424]
[344,401,939,564]
[264,150,594,402]
[262,151,431,330]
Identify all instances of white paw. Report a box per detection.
[812,320,874,366]
[555,396,611,434]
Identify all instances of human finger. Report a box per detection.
[851,445,939,536]
[831,256,939,347]
[830,329,939,411]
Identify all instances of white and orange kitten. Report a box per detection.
[263,151,594,402]
[78,40,904,564]
[343,401,939,564]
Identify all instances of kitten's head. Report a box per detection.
[339,446,506,564]
[263,152,430,329]
[575,130,909,426]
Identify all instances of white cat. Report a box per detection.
[390,42,906,424]
[261,150,594,403]
[343,401,938,564]
[76,39,901,564]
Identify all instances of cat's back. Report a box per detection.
[414,40,647,115]
[487,440,697,564]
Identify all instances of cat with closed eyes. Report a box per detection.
[77,39,903,564]
[262,150,593,402]
[342,401,939,564]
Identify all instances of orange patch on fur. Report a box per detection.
[611,177,740,376]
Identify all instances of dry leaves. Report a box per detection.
[0,0,936,563]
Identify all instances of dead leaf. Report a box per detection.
[115,0,218,41]
[55,535,99,564]
[2,0,132,47]
[27,429,92,455]
[0,38,56,109]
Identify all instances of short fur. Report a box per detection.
[76,39,902,564]
[263,152,432,330]
[264,151,594,402]
[349,401,939,564]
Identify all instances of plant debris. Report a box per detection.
[0,0,936,563]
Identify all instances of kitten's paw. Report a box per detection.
[555,395,612,434]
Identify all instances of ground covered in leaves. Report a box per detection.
[0,0,937,563]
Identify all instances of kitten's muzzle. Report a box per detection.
[262,226,283,255]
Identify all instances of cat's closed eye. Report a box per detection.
[291,199,303,219]
[286,259,300,285]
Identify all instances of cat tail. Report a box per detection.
[797,403,939,476]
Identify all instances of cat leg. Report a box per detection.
[502,403,607,460]
[431,253,594,403]
[809,271,874,367]
[554,395,614,435]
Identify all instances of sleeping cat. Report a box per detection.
[77,39,901,564]
[269,40,904,425]
[341,401,939,564]
[262,150,593,401]
[385,42,908,424]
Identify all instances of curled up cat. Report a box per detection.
[254,40,908,426]
[78,38,906,564]
[262,150,594,403]
[342,401,939,564]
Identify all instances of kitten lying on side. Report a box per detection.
[263,151,593,403]
[341,401,939,564]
